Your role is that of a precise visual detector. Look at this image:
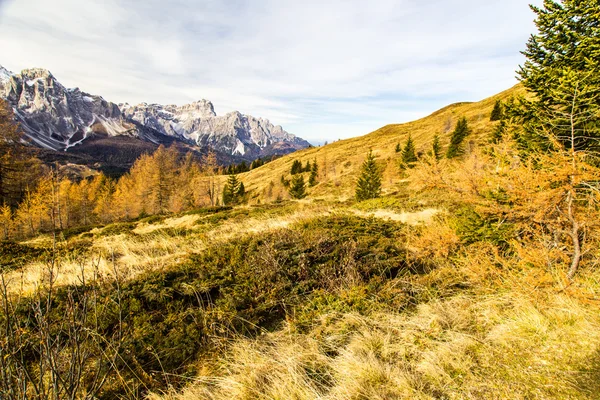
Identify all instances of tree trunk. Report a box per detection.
[566,190,582,280]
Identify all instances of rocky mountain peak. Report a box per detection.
[0,65,13,84]
[1,64,310,161]
[180,99,216,118]
[1,67,127,150]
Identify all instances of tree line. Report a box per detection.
[0,143,247,240]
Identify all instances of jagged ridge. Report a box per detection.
[0,65,310,160]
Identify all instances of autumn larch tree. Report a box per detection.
[511,0,600,279]
[515,0,600,155]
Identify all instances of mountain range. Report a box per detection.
[0,65,310,170]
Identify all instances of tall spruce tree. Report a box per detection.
[355,150,382,201]
[288,175,307,199]
[237,182,245,198]
[308,160,318,187]
[515,0,600,154]
[290,160,303,175]
[304,160,311,173]
[222,174,241,205]
[431,134,442,160]
[490,100,504,121]
[446,117,471,159]
[491,120,507,144]
[401,134,418,167]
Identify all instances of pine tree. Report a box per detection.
[491,120,507,144]
[355,150,382,201]
[308,160,318,186]
[401,134,418,167]
[237,182,245,198]
[490,100,504,121]
[290,160,303,175]
[304,160,311,173]
[432,134,442,160]
[395,143,401,153]
[515,0,600,154]
[446,117,471,159]
[288,175,306,199]
[222,174,241,205]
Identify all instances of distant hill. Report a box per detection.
[238,84,526,202]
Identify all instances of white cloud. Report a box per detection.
[0,0,542,142]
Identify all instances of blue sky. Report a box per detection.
[0,0,541,144]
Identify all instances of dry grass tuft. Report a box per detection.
[151,283,600,400]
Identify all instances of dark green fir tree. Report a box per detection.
[446,117,471,159]
[401,134,418,167]
[222,174,241,205]
[290,160,303,175]
[515,0,600,154]
[308,160,318,187]
[431,134,442,160]
[289,174,307,199]
[355,150,382,201]
[490,100,504,121]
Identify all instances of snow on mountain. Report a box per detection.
[0,65,310,159]
[0,65,13,84]
[121,102,310,158]
[0,67,130,150]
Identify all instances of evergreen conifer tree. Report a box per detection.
[515,0,600,154]
[309,160,318,186]
[288,175,306,199]
[432,134,442,161]
[491,120,507,144]
[355,150,382,201]
[401,134,418,167]
[237,182,245,198]
[222,174,240,205]
[446,117,471,159]
[304,160,311,173]
[395,143,401,153]
[490,100,504,121]
[290,160,303,175]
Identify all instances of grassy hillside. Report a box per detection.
[2,83,599,400]
[240,84,526,202]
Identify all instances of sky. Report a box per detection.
[0,0,542,144]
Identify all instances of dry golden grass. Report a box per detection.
[6,200,446,295]
[350,208,439,226]
[239,85,526,203]
[150,279,600,400]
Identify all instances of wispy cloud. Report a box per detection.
[0,0,541,143]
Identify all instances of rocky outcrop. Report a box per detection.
[121,103,310,158]
[0,65,310,160]
[0,67,133,150]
